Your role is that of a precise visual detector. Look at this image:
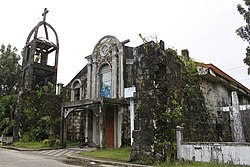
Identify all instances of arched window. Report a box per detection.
[99,65,111,98]
[71,80,81,101]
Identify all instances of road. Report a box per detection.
[0,148,105,167]
[31,147,84,158]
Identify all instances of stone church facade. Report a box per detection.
[60,36,250,148]
[61,35,250,150]
[61,36,130,148]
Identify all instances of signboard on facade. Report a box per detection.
[124,86,136,98]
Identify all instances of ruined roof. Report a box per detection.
[196,62,250,95]
[66,65,87,87]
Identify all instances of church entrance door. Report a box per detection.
[105,107,114,148]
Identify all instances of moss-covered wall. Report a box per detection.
[18,89,62,141]
[128,41,215,163]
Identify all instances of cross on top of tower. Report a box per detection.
[42,8,49,22]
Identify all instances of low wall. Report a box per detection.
[176,126,250,166]
[0,136,13,145]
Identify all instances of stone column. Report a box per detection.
[99,105,103,147]
[230,91,245,142]
[117,106,124,148]
[92,56,97,99]
[28,42,37,88]
[86,57,92,99]
[92,111,97,144]
[60,107,66,148]
[118,46,124,98]
[112,52,117,98]
[56,83,63,95]
[176,126,184,160]
[85,110,89,142]
[70,87,74,101]
[60,108,68,148]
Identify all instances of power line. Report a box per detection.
[224,65,246,71]
[239,78,250,82]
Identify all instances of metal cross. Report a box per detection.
[42,8,49,22]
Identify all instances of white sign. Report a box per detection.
[124,87,136,98]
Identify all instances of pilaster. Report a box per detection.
[92,56,97,99]
[87,57,92,99]
[112,53,117,98]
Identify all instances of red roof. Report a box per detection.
[196,62,250,95]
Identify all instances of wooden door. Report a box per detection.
[105,109,114,148]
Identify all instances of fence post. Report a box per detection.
[176,126,184,160]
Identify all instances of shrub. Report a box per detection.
[48,138,56,147]
[42,138,60,147]
[20,128,48,142]
[43,139,48,146]
[55,139,60,146]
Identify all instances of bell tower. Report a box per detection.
[21,8,59,92]
[14,8,60,142]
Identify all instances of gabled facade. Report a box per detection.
[61,36,130,148]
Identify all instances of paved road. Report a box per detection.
[32,148,83,157]
[0,148,83,167]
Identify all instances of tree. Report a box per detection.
[0,95,16,136]
[237,0,250,73]
[0,44,21,96]
[0,44,21,136]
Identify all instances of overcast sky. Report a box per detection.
[0,0,249,88]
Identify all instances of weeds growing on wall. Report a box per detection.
[130,38,215,163]
[20,88,62,142]
[152,47,215,160]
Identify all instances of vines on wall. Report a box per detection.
[130,38,215,163]
[19,88,62,142]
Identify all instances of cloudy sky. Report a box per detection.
[0,0,249,88]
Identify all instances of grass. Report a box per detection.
[80,147,131,162]
[66,141,79,147]
[9,143,248,167]
[80,147,248,167]
[11,140,79,149]
[12,141,47,149]
[155,161,247,167]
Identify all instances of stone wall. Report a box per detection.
[66,112,81,141]
[179,142,250,165]
[176,127,250,165]
[128,41,216,163]
[14,90,62,141]
[240,109,250,142]
[200,79,230,113]
[129,42,156,164]
[200,79,250,142]
[177,127,250,166]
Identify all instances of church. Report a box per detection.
[61,34,250,151]
[16,8,250,162]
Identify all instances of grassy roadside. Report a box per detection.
[80,147,130,162]
[11,141,78,149]
[80,147,248,167]
[12,142,48,149]
[7,143,248,167]
[155,161,246,167]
